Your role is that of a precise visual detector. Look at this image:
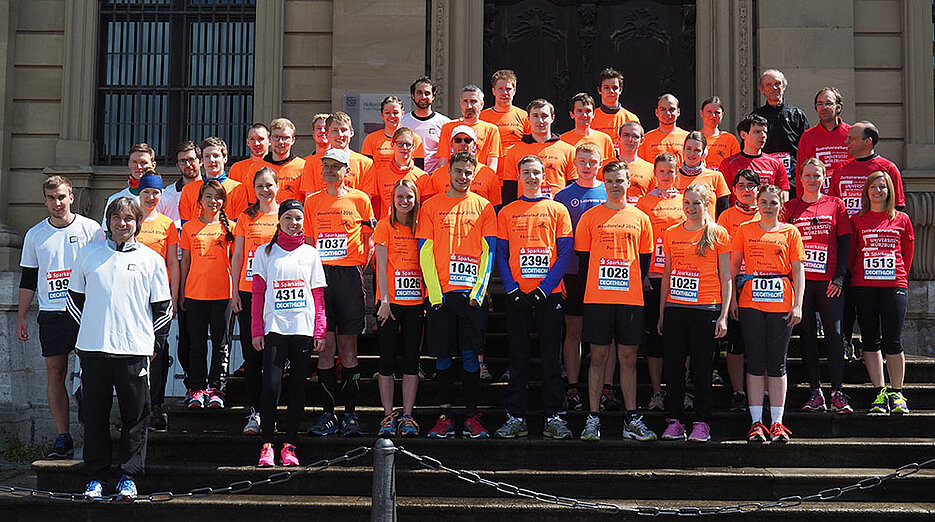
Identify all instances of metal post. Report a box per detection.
[371,437,397,521]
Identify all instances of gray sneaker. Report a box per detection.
[648,390,665,411]
[542,415,572,439]
[242,410,261,435]
[622,415,658,442]
[494,415,528,438]
[580,415,601,441]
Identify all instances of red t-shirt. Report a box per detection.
[719,152,790,204]
[795,121,851,196]
[781,195,852,281]
[849,210,914,288]
[828,155,906,216]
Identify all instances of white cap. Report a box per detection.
[322,148,350,165]
[450,125,477,140]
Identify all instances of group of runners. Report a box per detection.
[17,67,914,498]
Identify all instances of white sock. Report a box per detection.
[770,406,784,425]
[749,405,763,424]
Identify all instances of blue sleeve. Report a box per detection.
[496,238,518,293]
[539,236,573,295]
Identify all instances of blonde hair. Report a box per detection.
[683,184,720,256]
[269,118,296,133]
[860,171,896,219]
[390,179,420,235]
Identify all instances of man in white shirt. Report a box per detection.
[401,76,449,174]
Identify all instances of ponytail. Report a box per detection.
[265,228,281,255]
[218,207,235,243]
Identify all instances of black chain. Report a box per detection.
[396,447,935,517]
[0,446,371,504]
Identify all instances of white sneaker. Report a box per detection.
[243,410,261,435]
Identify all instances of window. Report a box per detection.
[96,0,255,164]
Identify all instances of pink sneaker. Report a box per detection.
[280,443,299,466]
[257,443,274,467]
[661,419,686,440]
[687,422,710,443]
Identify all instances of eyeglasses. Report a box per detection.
[394,141,414,149]
[270,135,293,142]
[816,102,839,108]
[619,133,642,140]
[452,137,474,144]
[177,158,197,165]
[735,184,758,191]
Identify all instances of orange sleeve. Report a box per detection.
[556,205,573,238]
[299,157,320,194]
[638,211,654,254]
[359,163,378,198]
[372,218,389,246]
[496,204,511,240]
[731,225,746,252]
[788,226,806,263]
[302,196,316,238]
[479,200,497,237]
[564,147,577,181]
[227,183,249,219]
[416,173,435,200]
[574,211,592,251]
[715,172,730,198]
[414,133,425,159]
[437,124,453,160]
[486,125,504,159]
[361,133,377,158]
[715,226,730,255]
[165,219,179,246]
[179,186,195,222]
[180,222,192,250]
[501,148,519,181]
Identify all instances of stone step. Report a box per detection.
[32,460,935,502]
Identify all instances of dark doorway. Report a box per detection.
[483,0,696,134]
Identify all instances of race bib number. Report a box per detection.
[46,269,71,301]
[449,254,479,287]
[519,247,550,279]
[273,280,307,310]
[669,269,699,303]
[653,241,665,270]
[863,251,896,280]
[803,244,828,274]
[751,277,783,303]
[597,258,630,291]
[541,185,553,198]
[316,233,348,261]
[768,152,792,175]
[842,197,861,215]
[245,251,255,281]
[393,269,422,301]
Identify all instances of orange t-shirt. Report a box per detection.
[637,193,685,276]
[138,213,179,262]
[416,192,497,295]
[262,155,306,203]
[233,210,278,292]
[180,220,233,300]
[704,132,741,171]
[480,106,529,153]
[302,188,375,267]
[717,206,760,239]
[574,204,653,305]
[372,218,424,305]
[663,223,730,305]
[361,130,424,167]
[178,178,249,223]
[437,119,503,165]
[591,105,640,143]
[620,157,656,204]
[501,138,577,199]
[731,221,805,312]
[496,198,573,294]
[638,127,690,165]
[359,161,432,219]
[429,164,501,205]
[229,157,267,186]
[298,149,372,195]
[674,169,730,218]
[560,130,617,174]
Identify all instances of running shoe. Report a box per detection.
[184,388,195,407]
[688,422,711,443]
[600,388,621,412]
[499,369,512,383]
[206,388,225,409]
[647,390,665,411]
[542,415,573,439]
[495,415,528,438]
[769,422,791,443]
[747,421,769,443]
[683,392,694,411]
[566,388,583,411]
[243,410,261,435]
[378,413,398,438]
[233,363,245,377]
[341,413,363,437]
[257,442,274,467]
[115,474,137,501]
[463,413,490,439]
[308,412,339,436]
[188,389,206,409]
[397,414,420,437]
[281,443,299,466]
[622,415,657,442]
[150,406,168,432]
[479,363,492,382]
[580,415,601,441]
[661,419,686,440]
[829,391,854,414]
[711,370,725,385]
[47,433,74,459]
[889,391,910,415]
[802,389,826,412]
[83,480,102,501]
[427,415,455,439]
[869,388,890,415]
[730,391,748,412]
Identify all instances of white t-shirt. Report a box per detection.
[20,214,101,311]
[252,242,327,337]
[401,110,449,174]
[69,241,171,356]
[159,179,184,226]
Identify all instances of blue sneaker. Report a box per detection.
[397,414,420,437]
[308,412,339,436]
[377,413,397,437]
[83,480,102,501]
[115,474,137,501]
[341,413,363,437]
[47,433,74,459]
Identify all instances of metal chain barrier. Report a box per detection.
[396,447,935,517]
[0,446,371,504]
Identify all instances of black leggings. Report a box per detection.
[149,335,170,407]
[663,307,719,421]
[800,280,845,390]
[642,278,664,357]
[853,286,908,355]
[237,290,262,409]
[260,332,312,440]
[376,302,424,377]
[739,308,792,378]
[185,298,232,391]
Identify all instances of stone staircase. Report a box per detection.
[4,285,935,520]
